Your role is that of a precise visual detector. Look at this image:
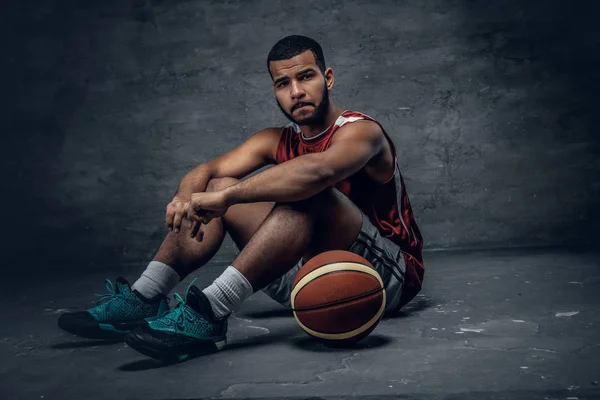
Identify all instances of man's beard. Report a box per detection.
[276,85,330,126]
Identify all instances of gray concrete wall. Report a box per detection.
[2,0,599,271]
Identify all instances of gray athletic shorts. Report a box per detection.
[261,210,406,317]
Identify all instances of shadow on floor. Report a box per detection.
[117,324,301,371]
[116,330,395,372]
[291,333,394,352]
[50,339,122,349]
[390,295,437,318]
[240,307,294,319]
[118,357,170,370]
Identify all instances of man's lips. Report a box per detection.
[293,103,312,111]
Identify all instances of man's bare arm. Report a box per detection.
[166,127,281,232]
[221,121,384,205]
[174,127,282,199]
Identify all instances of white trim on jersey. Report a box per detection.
[286,121,302,134]
[335,115,364,126]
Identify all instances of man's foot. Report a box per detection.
[58,277,170,340]
[125,282,228,363]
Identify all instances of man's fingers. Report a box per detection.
[187,203,200,221]
[190,219,200,238]
[166,212,173,231]
[165,206,175,231]
[195,225,205,243]
[172,209,186,233]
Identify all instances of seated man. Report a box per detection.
[58,35,425,363]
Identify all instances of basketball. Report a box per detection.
[291,250,386,345]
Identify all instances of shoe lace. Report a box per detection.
[171,292,199,329]
[94,279,122,305]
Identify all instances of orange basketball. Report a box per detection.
[291,250,386,345]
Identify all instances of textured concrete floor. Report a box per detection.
[2,247,600,400]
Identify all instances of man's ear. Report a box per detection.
[324,67,335,90]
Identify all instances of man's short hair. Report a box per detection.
[267,35,327,80]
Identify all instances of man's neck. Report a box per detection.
[299,105,344,139]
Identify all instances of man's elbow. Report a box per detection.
[308,153,364,186]
[306,160,335,186]
[314,162,353,188]
[318,167,337,185]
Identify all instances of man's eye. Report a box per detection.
[302,75,311,80]
[278,82,288,88]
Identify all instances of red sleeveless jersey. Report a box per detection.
[275,110,425,309]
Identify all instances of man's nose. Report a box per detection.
[290,81,305,99]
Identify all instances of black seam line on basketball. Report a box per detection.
[292,287,384,312]
[295,269,381,300]
[353,236,405,282]
[295,268,379,299]
[355,232,405,277]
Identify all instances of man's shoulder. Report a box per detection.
[338,110,375,121]
[333,112,389,150]
[336,110,382,130]
[335,112,383,136]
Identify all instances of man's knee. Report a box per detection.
[206,177,239,192]
[284,187,346,215]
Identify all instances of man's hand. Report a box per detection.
[166,196,191,233]
[187,190,231,241]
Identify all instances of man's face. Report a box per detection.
[269,50,331,126]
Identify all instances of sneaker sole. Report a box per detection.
[58,318,147,340]
[125,333,227,363]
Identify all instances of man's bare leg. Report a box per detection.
[201,187,363,317]
[152,178,274,277]
[237,187,363,289]
[131,177,274,298]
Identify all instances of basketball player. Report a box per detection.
[58,35,425,362]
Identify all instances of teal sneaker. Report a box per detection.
[58,277,170,340]
[124,281,228,363]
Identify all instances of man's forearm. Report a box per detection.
[174,164,215,199]
[222,154,333,205]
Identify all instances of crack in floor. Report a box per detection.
[314,353,359,381]
[217,353,360,397]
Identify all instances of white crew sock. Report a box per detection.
[202,266,254,319]
[131,261,181,299]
